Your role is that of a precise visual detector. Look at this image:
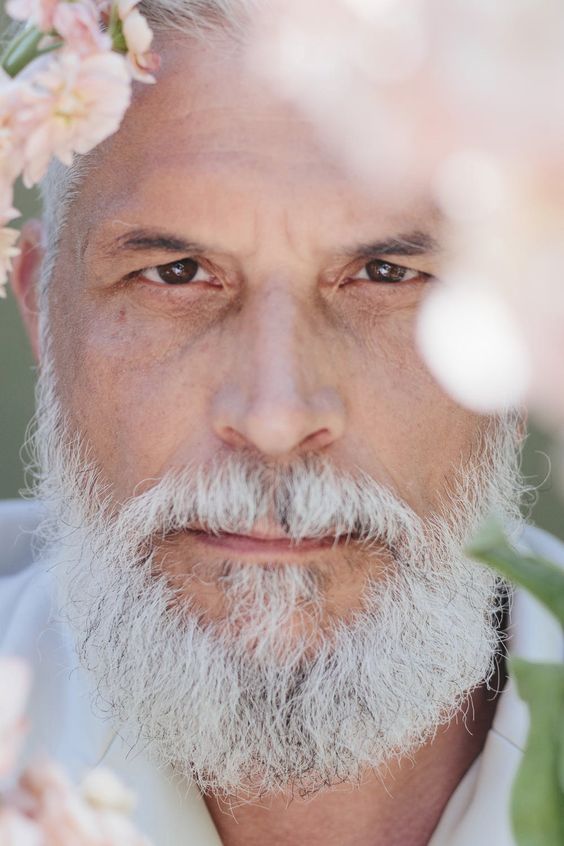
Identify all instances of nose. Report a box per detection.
[211,287,346,457]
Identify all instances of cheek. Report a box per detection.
[52,306,218,498]
[348,308,483,511]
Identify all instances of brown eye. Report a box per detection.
[364,260,418,283]
[154,258,200,284]
[138,258,217,286]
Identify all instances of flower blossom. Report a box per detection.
[52,1,112,57]
[0,214,20,299]
[416,159,564,421]
[116,0,160,83]
[250,0,564,426]
[0,654,152,845]
[0,657,31,776]
[5,0,60,32]
[10,762,151,845]
[0,71,26,188]
[0,806,42,846]
[16,49,132,186]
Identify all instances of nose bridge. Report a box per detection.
[249,282,306,401]
[212,275,346,457]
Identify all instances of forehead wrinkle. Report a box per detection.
[111,143,344,188]
[107,79,346,181]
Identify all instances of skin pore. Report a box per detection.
[12,33,506,846]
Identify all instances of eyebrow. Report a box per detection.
[95,227,440,261]
[96,228,208,260]
[343,231,440,260]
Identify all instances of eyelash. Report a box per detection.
[348,259,426,285]
[137,259,217,287]
[131,258,428,288]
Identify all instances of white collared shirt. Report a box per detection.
[1,499,562,846]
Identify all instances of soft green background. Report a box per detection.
[1,9,563,541]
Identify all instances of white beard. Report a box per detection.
[31,356,524,799]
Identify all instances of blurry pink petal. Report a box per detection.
[0,657,31,771]
[16,760,151,845]
[125,46,160,84]
[80,768,135,813]
[0,808,43,846]
[0,126,22,189]
[19,762,102,844]
[122,9,152,56]
[121,8,158,83]
[18,50,131,187]
[417,279,531,413]
[5,0,59,31]
[0,712,27,768]
[53,1,111,56]
[116,0,139,18]
[0,74,27,183]
[95,809,151,845]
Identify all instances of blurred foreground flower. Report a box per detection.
[419,162,564,420]
[116,0,160,83]
[0,657,31,778]
[250,0,564,425]
[0,656,151,845]
[0,204,21,300]
[0,0,161,297]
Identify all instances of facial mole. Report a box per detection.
[117,308,127,324]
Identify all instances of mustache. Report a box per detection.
[109,451,423,549]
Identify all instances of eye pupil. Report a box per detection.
[366,260,406,283]
[158,258,199,284]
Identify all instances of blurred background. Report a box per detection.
[1,7,563,541]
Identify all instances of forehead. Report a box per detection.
[75,35,438,255]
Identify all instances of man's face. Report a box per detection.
[22,35,524,795]
[43,36,484,618]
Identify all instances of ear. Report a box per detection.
[10,218,45,364]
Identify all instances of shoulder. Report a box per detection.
[0,499,54,650]
[0,498,44,578]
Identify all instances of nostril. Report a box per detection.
[298,428,334,450]
[212,385,346,458]
[219,426,252,450]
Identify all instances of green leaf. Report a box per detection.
[0,26,44,77]
[509,659,564,846]
[468,518,564,628]
[107,3,127,54]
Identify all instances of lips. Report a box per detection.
[188,527,340,555]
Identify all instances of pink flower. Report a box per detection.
[0,214,20,300]
[0,807,43,846]
[116,0,160,83]
[80,768,135,814]
[0,657,31,775]
[5,0,60,31]
[12,762,151,846]
[17,49,132,186]
[52,1,111,56]
[17,762,103,844]
[0,71,26,185]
